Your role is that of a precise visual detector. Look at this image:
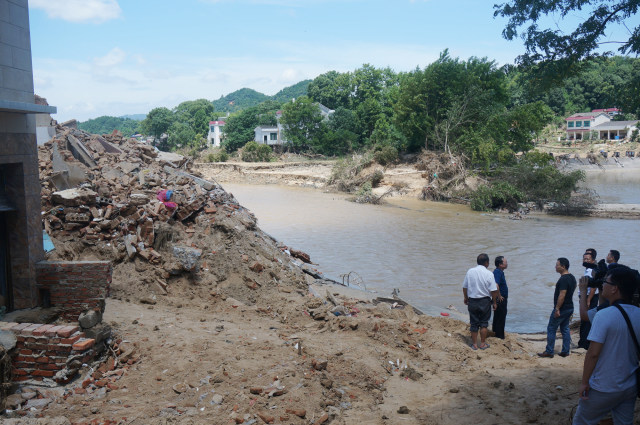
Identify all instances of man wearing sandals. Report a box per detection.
[573,266,640,425]
[462,253,498,350]
[538,257,577,358]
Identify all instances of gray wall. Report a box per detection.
[0,0,44,310]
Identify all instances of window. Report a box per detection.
[584,121,590,127]
[576,121,582,127]
[568,121,574,128]
[270,133,278,141]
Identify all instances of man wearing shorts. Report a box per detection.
[463,253,498,350]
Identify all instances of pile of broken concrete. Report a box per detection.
[39,126,250,274]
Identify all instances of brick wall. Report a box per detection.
[0,322,96,384]
[36,261,112,322]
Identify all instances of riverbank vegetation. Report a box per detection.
[77,49,639,212]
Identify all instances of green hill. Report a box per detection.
[212,81,311,113]
[272,80,311,103]
[213,88,270,113]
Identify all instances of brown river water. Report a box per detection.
[223,171,640,333]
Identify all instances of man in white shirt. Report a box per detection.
[462,253,498,350]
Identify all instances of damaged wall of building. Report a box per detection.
[0,0,56,311]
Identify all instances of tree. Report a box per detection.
[221,101,281,153]
[172,99,215,137]
[280,97,327,151]
[495,1,639,67]
[394,51,508,152]
[307,70,353,110]
[167,122,197,150]
[141,107,173,139]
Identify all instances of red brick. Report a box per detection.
[12,323,33,332]
[22,324,43,335]
[19,349,33,355]
[57,326,80,338]
[0,322,19,331]
[45,324,63,336]
[32,325,55,336]
[35,356,50,364]
[60,333,82,345]
[72,338,95,351]
[32,370,55,377]
[39,363,63,371]
[11,369,29,376]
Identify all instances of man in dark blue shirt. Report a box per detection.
[492,256,509,339]
[606,250,620,269]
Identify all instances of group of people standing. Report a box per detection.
[461,249,640,425]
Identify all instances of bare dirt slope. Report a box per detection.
[32,286,590,425]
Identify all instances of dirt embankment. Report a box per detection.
[195,151,477,203]
[4,133,632,424]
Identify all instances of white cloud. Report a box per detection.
[30,0,122,23]
[93,47,126,68]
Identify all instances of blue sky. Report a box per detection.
[26,0,621,122]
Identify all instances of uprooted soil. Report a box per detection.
[5,131,626,424]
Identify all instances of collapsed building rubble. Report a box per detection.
[38,125,315,310]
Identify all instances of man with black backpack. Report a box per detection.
[573,266,640,425]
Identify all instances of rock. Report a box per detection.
[0,330,17,350]
[51,188,97,206]
[249,261,264,272]
[24,398,53,410]
[5,394,24,409]
[172,383,188,394]
[78,309,102,329]
[257,412,275,424]
[172,246,202,271]
[397,406,410,414]
[129,193,149,206]
[210,394,223,405]
[285,408,306,418]
[312,413,329,424]
[400,367,423,381]
[140,296,157,305]
[312,359,328,371]
[290,248,311,263]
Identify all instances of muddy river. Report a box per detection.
[223,171,640,333]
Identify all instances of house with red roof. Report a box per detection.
[565,109,638,141]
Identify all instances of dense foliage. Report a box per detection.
[495,0,639,66]
[220,101,281,153]
[470,152,586,211]
[508,56,640,117]
[140,99,216,151]
[241,141,273,162]
[78,116,141,137]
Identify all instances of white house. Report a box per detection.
[253,104,334,146]
[207,120,225,147]
[565,108,638,141]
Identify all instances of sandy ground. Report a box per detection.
[14,281,605,425]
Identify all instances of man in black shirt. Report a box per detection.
[539,257,577,358]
